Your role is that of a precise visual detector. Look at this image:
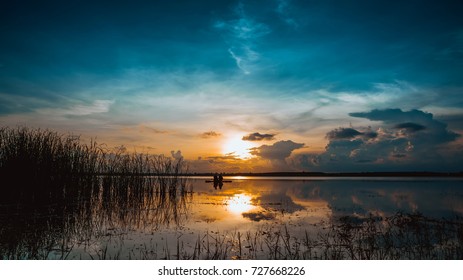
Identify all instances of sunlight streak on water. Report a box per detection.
[229,176,249,180]
[226,193,255,214]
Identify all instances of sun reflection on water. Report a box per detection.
[230,176,249,180]
[226,194,255,214]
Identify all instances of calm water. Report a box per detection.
[1,176,462,259]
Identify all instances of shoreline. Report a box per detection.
[185,171,463,178]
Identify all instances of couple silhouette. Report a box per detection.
[213,174,223,189]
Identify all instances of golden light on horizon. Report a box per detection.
[222,135,255,159]
[226,194,255,215]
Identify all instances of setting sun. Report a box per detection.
[222,135,255,159]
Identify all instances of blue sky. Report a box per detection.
[1,0,462,172]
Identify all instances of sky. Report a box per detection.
[1,0,463,172]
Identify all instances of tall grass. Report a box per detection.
[0,126,187,187]
[0,127,102,176]
[0,174,192,259]
[0,126,190,259]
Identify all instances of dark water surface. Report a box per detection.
[1,176,462,259]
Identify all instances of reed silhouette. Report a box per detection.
[0,126,190,259]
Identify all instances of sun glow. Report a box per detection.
[227,194,255,214]
[222,135,255,159]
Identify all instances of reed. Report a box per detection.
[0,126,188,194]
[0,126,191,259]
[0,174,192,259]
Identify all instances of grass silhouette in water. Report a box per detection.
[0,126,190,259]
[0,126,188,191]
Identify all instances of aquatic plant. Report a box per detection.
[0,126,188,191]
[0,126,191,259]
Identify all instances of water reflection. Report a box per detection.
[1,176,462,259]
[226,194,255,215]
[0,176,190,259]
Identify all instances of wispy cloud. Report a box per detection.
[214,2,271,74]
[0,93,55,115]
[67,100,114,116]
[137,124,168,134]
[200,131,222,138]
[275,0,299,29]
[37,99,114,116]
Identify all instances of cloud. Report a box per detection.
[394,122,426,132]
[350,108,459,143]
[206,154,243,162]
[186,154,257,173]
[363,131,378,139]
[294,108,462,172]
[200,131,222,138]
[349,108,433,124]
[66,100,114,116]
[242,132,276,141]
[275,0,299,28]
[214,2,271,74]
[228,47,259,75]
[37,99,114,116]
[138,124,168,134]
[0,93,52,115]
[326,127,363,140]
[251,140,304,160]
[326,127,379,141]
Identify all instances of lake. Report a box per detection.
[1,176,462,260]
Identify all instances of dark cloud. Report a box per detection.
[363,131,378,139]
[294,108,462,172]
[242,132,276,141]
[326,127,378,141]
[349,108,433,123]
[326,127,362,140]
[394,122,426,132]
[326,139,363,152]
[250,140,304,160]
[391,153,407,158]
[350,108,459,143]
[200,131,221,138]
[437,114,463,131]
